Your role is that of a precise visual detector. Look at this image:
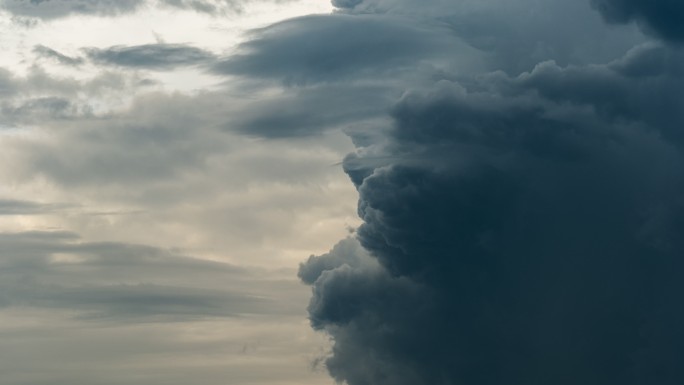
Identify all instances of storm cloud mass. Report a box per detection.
[298,1,684,384]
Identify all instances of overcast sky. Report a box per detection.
[2,0,684,384]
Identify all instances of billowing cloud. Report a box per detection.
[300,18,684,385]
[591,0,684,42]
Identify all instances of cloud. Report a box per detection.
[34,45,84,66]
[1,0,145,19]
[0,230,298,320]
[0,199,76,215]
[0,65,147,129]
[85,43,217,70]
[212,14,481,84]
[300,41,684,385]
[160,0,241,13]
[0,69,19,98]
[298,237,375,285]
[1,96,90,123]
[230,84,394,137]
[331,0,645,74]
[591,0,684,42]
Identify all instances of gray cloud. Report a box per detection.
[0,68,20,98]
[350,0,646,73]
[298,237,375,285]
[0,230,297,320]
[160,0,240,13]
[231,84,394,137]
[0,66,146,130]
[1,96,90,123]
[300,26,684,385]
[212,14,481,84]
[85,43,217,70]
[34,45,84,66]
[591,0,684,42]
[2,0,145,19]
[0,199,76,215]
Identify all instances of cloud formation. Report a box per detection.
[299,2,684,384]
[591,0,684,42]
[34,45,84,66]
[1,0,145,19]
[85,43,216,70]
[160,0,241,13]
[212,14,481,84]
[0,199,76,215]
[0,229,297,320]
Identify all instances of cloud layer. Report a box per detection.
[1,0,145,19]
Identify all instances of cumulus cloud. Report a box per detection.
[302,60,684,384]
[298,2,684,384]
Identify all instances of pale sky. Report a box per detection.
[0,1,354,384]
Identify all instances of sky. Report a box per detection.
[1,0,684,385]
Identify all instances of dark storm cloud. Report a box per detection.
[1,0,145,19]
[212,14,475,84]
[85,43,217,70]
[34,45,84,66]
[298,237,374,285]
[301,41,684,384]
[516,48,684,144]
[591,0,684,42]
[0,230,291,320]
